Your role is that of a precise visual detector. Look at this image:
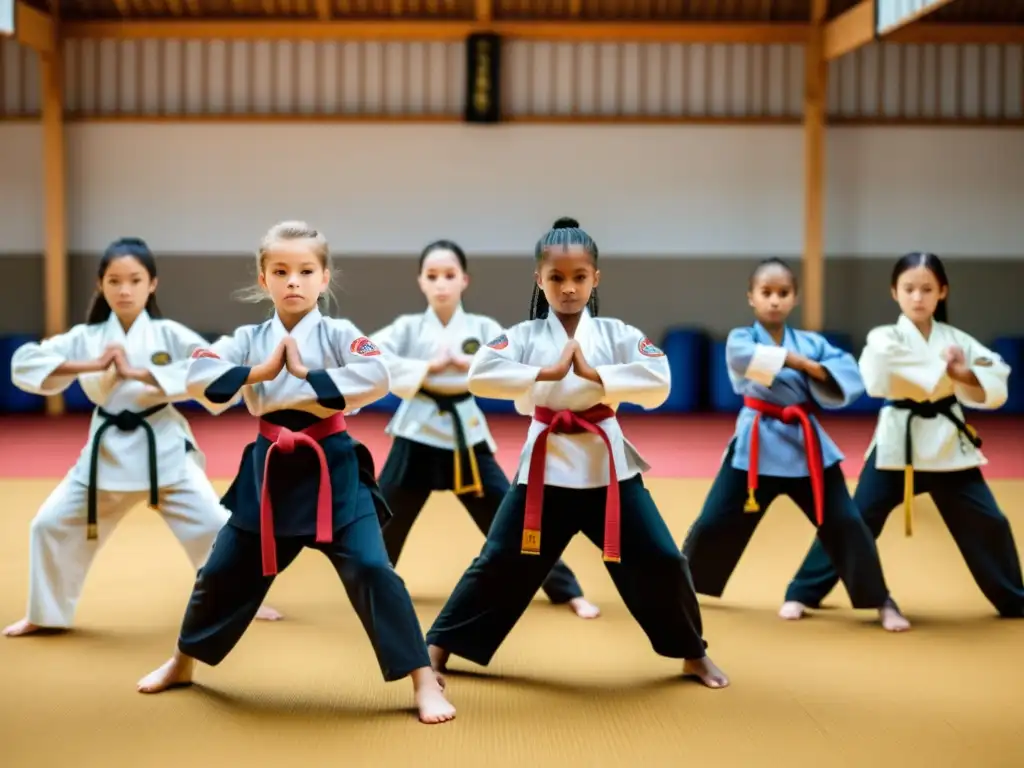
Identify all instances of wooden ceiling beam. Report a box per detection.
[53,17,1024,45]
[58,20,810,43]
[822,0,873,61]
[14,0,55,56]
[890,23,1024,45]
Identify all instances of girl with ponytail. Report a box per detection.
[424,217,730,690]
[784,251,1024,622]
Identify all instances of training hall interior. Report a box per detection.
[1,0,1023,765]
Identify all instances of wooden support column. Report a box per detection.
[41,3,67,416]
[802,1,828,332]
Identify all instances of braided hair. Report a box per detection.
[529,217,601,320]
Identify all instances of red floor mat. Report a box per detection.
[2,411,1021,479]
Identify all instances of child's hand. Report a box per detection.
[538,340,578,382]
[283,336,309,379]
[572,343,601,384]
[428,350,453,374]
[249,339,287,384]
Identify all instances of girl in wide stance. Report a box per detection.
[680,258,909,632]
[137,221,455,725]
[782,252,1024,619]
[424,217,728,689]
[373,239,599,619]
[4,238,279,639]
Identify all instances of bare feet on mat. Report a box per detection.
[778,601,807,620]
[683,656,730,689]
[255,604,284,621]
[568,597,601,619]
[137,652,195,694]
[880,604,911,632]
[410,667,456,724]
[3,618,43,637]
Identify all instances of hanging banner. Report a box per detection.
[1,0,15,36]
[875,0,957,36]
[464,33,502,124]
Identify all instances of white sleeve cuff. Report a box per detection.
[744,344,787,387]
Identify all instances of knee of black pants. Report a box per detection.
[345,553,400,585]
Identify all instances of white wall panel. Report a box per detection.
[1,121,1021,258]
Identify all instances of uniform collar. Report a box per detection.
[271,306,322,344]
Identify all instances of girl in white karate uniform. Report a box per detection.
[3,238,279,639]
[138,221,455,725]
[783,252,1024,619]
[425,218,728,689]
[374,240,600,620]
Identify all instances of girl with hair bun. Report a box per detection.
[424,217,729,690]
[372,239,599,620]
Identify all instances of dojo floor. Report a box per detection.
[2,412,1023,768]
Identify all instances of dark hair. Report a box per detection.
[418,240,468,272]
[749,257,798,293]
[891,251,949,323]
[86,237,163,324]
[529,217,600,320]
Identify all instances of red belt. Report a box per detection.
[742,396,825,526]
[257,412,347,576]
[524,404,621,563]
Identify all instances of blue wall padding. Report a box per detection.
[992,337,1024,414]
[0,335,45,413]
[619,327,708,414]
[63,381,94,412]
[708,339,743,413]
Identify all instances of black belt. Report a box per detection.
[417,389,483,496]
[884,395,982,536]
[87,404,167,540]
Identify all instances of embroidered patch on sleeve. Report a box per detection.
[190,348,220,360]
[462,337,481,355]
[638,337,665,357]
[150,351,171,366]
[350,337,382,357]
[486,334,509,350]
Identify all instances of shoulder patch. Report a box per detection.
[486,334,509,351]
[462,337,481,355]
[638,337,665,357]
[151,351,171,366]
[190,348,220,360]
[350,336,381,357]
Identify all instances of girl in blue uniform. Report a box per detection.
[680,258,909,632]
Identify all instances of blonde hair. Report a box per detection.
[235,220,336,309]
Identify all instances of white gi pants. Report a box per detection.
[25,459,228,628]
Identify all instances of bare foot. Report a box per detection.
[3,618,43,637]
[427,644,449,690]
[410,667,456,724]
[778,601,807,621]
[880,604,911,632]
[683,656,730,689]
[255,605,283,621]
[137,652,195,694]
[568,597,601,619]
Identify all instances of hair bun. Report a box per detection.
[552,217,579,230]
